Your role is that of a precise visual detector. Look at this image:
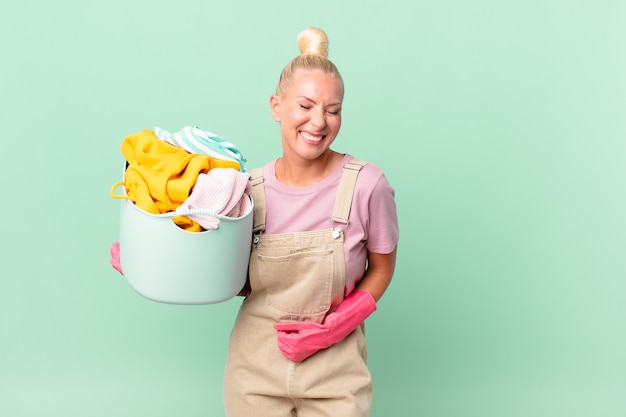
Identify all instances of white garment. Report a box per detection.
[154,125,247,172]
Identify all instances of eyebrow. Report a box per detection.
[297,96,342,107]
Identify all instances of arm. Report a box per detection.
[356,246,398,302]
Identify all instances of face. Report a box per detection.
[270,69,343,162]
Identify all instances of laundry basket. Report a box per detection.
[113,182,253,305]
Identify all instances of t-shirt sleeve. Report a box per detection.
[365,172,399,254]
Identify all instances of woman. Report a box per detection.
[223,27,399,416]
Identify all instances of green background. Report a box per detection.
[1,0,624,416]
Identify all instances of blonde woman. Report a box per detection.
[223,27,399,417]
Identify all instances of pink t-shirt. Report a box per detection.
[261,154,399,295]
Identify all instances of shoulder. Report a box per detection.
[345,156,394,194]
[359,161,387,181]
[343,155,385,176]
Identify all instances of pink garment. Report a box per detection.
[261,154,399,295]
[176,168,251,230]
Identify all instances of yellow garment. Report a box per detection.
[172,215,204,232]
[121,130,240,229]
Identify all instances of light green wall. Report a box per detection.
[1,1,624,416]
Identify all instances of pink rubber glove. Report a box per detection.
[110,242,123,275]
[273,289,377,362]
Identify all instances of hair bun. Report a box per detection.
[297,27,329,57]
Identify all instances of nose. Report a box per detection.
[310,109,326,128]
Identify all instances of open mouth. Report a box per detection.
[300,131,324,143]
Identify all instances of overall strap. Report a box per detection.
[248,167,266,233]
[331,158,368,224]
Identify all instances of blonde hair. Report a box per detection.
[276,27,344,97]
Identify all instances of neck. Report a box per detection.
[276,151,343,187]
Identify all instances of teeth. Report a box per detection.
[301,132,322,142]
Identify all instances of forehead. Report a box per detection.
[286,69,344,102]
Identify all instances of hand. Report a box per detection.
[273,290,376,362]
[273,321,330,362]
[110,242,123,275]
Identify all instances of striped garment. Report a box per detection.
[154,125,247,172]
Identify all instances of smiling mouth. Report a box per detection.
[301,131,324,142]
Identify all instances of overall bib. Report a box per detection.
[223,159,372,417]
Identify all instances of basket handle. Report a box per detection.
[110,181,135,201]
[166,208,221,219]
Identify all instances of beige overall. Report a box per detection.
[223,159,372,417]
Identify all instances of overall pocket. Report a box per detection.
[254,248,336,318]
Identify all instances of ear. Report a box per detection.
[269,94,281,122]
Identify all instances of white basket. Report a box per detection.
[113,182,253,305]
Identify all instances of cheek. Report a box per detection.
[330,116,342,132]
[283,109,308,127]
